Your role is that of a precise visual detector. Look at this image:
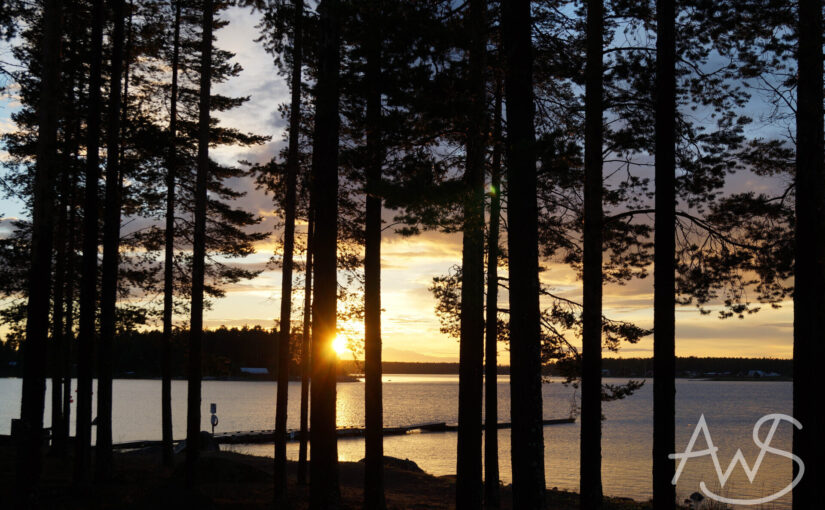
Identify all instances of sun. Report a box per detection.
[331,335,348,356]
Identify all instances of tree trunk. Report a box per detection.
[793,0,824,508]
[580,0,604,508]
[162,0,182,469]
[298,205,314,485]
[652,0,676,508]
[61,172,77,454]
[364,1,385,508]
[186,0,213,487]
[51,175,67,454]
[16,0,62,500]
[457,1,487,509]
[484,74,502,510]
[274,0,304,503]
[500,1,545,508]
[96,0,126,480]
[309,1,341,508]
[75,0,104,485]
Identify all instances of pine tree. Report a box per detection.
[15,0,62,499]
[363,0,386,508]
[580,0,604,507]
[186,0,213,486]
[96,0,127,479]
[793,0,824,507]
[273,0,304,502]
[309,0,342,507]
[76,0,105,485]
[653,0,676,508]
[484,72,503,510]
[456,0,487,508]
[161,0,182,469]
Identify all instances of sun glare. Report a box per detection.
[332,335,348,356]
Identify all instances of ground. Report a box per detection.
[0,444,655,509]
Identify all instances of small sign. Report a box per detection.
[210,403,216,414]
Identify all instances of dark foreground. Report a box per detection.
[0,445,654,509]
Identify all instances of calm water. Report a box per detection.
[0,376,794,508]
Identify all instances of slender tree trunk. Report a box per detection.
[652,0,676,508]
[793,0,824,508]
[16,0,63,500]
[274,0,304,503]
[62,173,77,452]
[186,0,214,487]
[51,178,67,454]
[457,1,487,509]
[75,0,104,485]
[580,1,604,508]
[162,0,182,468]
[96,0,126,480]
[484,74,502,510]
[298,206,314,485]
[500,1,545,508]
[309,1,341,508]
[364,1,385,508]
[61,35,83,451]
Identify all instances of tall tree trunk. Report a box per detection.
[186,0,213,487]
[51,176,67,454]
[298,206,314,485]
[580,1,604,508]
[16,0,62,500]
[75,0,104,485]
[457,1,487,509]
[309,1,341,508]
[364,1,385,508]
[162,0,182,469]
[62,173,77,453]
[484,74,502,510]
[793,0,824,508]
[274,0,304,503]
[652,0,676,508]
[500,1,545,508]
[96,0,126,480]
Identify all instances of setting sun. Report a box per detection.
[331,335,348,357]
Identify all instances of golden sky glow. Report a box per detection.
[0,7,794,363]
[193,8,795,363]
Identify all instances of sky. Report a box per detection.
[0,7,795,363]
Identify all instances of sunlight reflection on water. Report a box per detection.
[0,376,793,508]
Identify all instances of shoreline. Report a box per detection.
[0,445,657,509]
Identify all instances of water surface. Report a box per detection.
[0,376,794,508]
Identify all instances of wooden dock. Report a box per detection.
[112,418,575,450]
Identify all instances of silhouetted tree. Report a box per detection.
[298,204,313,485]
[310,0,342,507]
[457,0,487,508]
[363,0,386,508]
[161,0,182,469]
[15,0,62,500]
[76,0,104,485]
[580,0,604,508]
[501,1,545,508]
[653,0,676,508]
[274,0,304,503]
[186,0,213,487]
[793,0,824,507]
[484,72,503,510]
[96,0,126,479]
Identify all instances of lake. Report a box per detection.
[0,375,794,508]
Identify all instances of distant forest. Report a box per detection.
[0,326,791,379]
